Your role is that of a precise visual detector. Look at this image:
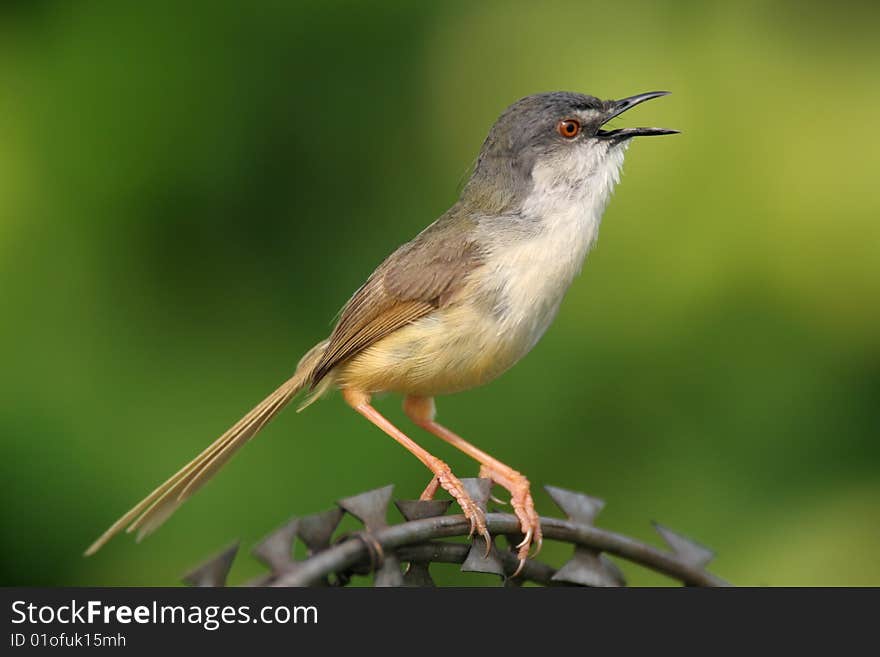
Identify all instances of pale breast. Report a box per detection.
[339,209,598,398]
[338,142,627,398]
[479,207,598,357]
[473,144,625,367]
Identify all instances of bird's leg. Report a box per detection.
[419,475,441,501]
[404,395,542,573]
[342,389,488,543]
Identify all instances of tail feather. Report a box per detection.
[85,341,328,557]
[126,386,291,537]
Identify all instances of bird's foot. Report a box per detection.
[478,464,542,576]
[420,464,490,546]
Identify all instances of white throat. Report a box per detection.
[522,141,627,262]
[478,142,628,354]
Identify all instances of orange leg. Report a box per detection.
[404,395,542,573]
[419,475,441,500]
[342,389,488,543]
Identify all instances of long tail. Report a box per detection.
[84,340,329,556]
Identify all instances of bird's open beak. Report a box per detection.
[597,91,678,140]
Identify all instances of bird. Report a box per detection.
[85,90,677,573]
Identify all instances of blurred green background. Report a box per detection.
[1,0,878,587]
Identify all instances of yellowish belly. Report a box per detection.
[336,301,533,397]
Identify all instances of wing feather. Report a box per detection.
[310,213,483,384]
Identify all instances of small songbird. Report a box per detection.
[86,91,677,572]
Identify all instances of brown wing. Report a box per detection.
[310,213,483,385]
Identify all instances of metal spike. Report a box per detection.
[337,485,404,587]
[182,542,238,587]
[395,499,452,521]
[372,561,405,587]
[297,507,344,556]
[402,564,435,587]
[338,485,394,529]
[600,555,627,586]
[241,573,274,587]
[552,548,623,587]
[653,522,714,568]
[461,544,505,576]
[460,478,505,576]
[251,517,299,573]
[461,478,492,514]
[545,485,605,525]
[395,499,451,587]
[545,485,621,587]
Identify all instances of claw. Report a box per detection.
[479,470,507,504]
[476,467,541,569]
[516,527,533,549]
[433,469,489,551]
[511,558,526,578]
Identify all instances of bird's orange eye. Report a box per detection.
[556,118,581,139]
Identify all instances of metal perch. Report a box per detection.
[183,479,729,588]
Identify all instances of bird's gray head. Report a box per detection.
[461,91,676,214]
